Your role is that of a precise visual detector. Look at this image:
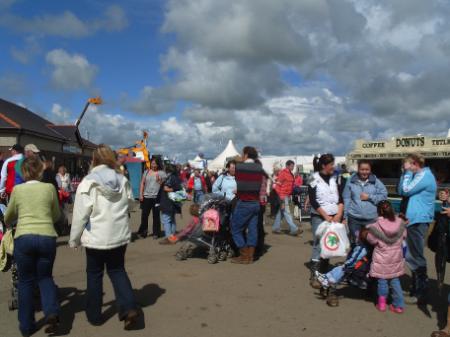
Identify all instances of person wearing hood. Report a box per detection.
[398,153,437,305]
[343,160,388,243]
[69,144,138,330]
[361,200,407,313]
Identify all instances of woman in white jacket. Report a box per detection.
[69,144,138,329]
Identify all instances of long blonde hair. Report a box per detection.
[92,144,118,171]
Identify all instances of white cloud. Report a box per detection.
[46,49,98,90]
[49,103,72,124]
[0,5,128,38]
[10,36,41,64]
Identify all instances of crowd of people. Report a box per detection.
[0,142,450,337]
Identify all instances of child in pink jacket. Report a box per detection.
[361,200,407,313]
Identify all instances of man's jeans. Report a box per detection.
[162,212,177,237]
[194,190,204,204]
[272,197,298,234]
[310,215,324,261]
[85,245,136,323]
[231,200,260,248]
[347,216,376,244]
[14,235,59,334]
[378,278,404,308]
[406,223,428,271]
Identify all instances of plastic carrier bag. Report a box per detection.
[316,221,350,259]
[202,209,220,232]
[168,189,188,203]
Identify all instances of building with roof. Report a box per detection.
[0,98,97,176]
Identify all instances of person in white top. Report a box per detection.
[307,154,344,292]
[69,144,138,330]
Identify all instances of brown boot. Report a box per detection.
[124,309,139,330]
[246,247,255,264]
[231,248,249,264]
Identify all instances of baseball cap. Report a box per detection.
[24,144,40,153]
[9,144,24,153]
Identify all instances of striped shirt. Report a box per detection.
[235,161,263,201]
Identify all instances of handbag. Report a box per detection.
[0,229,14,272]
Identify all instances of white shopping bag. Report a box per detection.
[316,221,350,259]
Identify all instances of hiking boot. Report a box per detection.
[309,261,321,289]
[44,314,59,334]
[124,309,139,330]
[231,248,249,264]
[246,247,255,264]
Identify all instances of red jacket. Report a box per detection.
[274,168,294,199]
[187,175,207,192]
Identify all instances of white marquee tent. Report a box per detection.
[188,155,206,169]
[208,140,240,172]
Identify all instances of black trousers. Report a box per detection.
[138,197,161,236]
[256,205,266,256]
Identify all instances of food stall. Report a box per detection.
[347,135,450,210]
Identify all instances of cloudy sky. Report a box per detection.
[1,0,449,160]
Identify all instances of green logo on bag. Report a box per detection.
[324,231,340,251]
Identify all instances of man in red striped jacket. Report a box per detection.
[231,146,264,264]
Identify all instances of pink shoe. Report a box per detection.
[389,305,404,314]
[376,296,387,312]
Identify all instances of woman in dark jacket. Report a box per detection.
[159,164,182,244]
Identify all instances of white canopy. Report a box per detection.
[189,155,206,169]
[208,140,240,172]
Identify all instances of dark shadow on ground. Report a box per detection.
[39,283,166,336]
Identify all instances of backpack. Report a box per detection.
[202,209,220,232]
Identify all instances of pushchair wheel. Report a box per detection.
[207,254,218,264]
[175,251,187,261]
[227,250,235,258]
[218,251,228,261]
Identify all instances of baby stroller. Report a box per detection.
[176,194,234,264]
[0,203,18,311]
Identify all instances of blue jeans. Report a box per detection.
[162,212,177,237]
[14,235,59,334]
[272,196,298,234]
[347,216,376,244]
[406,223,428,271]
[194,190,204,204]
[310,215,324,261]
[377,278,404,308]
[85,245,136,323]
[327,265,345,284]
[231,200,260,248]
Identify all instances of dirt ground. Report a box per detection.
[0,201,449,337]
